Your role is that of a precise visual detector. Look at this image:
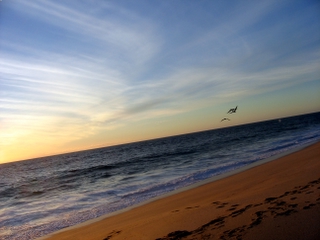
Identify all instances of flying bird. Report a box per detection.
[221,117,230,122]
[227,106,238,114]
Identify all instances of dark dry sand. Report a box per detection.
[40,142,320,240]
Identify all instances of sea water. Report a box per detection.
[0,112,319,239]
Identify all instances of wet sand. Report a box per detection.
[40,142,320,240]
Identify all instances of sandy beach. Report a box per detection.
[40,142,320,240]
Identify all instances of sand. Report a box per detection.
[40,142,320,240]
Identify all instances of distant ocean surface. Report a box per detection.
[1,112,320,239]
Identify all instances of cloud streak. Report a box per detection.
[11,0,161,72]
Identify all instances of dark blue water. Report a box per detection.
[0,112,319,239]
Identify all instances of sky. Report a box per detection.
[1,0,320,164]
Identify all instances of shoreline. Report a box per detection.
[39,141,320,240]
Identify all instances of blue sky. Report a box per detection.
[1,0,320,163]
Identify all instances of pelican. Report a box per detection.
[221,117,230,122]
[227,106,238,114]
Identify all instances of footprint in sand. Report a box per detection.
[264,197,278,203]
[274,200,286,206]
[248,211,266,228]
[288,203,298,208]
[228,207,237,211]
[275,209,297,217]
[300,185,310,190]
[229,204,253,217]
[103,230,121,240]
[185,205,200,210]
[303,203,316,209]
[213,202,229,209]
[227,204,240,211]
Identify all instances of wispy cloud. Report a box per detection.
[11,0,161,72]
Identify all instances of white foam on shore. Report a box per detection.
[37,140,318,240]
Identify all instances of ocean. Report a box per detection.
[1,112,319,240]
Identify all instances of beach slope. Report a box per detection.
[41,142,320,240]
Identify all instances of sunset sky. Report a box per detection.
[1,0,320,163]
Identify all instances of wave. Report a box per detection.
[118,158,259,203]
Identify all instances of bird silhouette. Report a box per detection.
[221,117,230,122]
[227,106,238,114]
